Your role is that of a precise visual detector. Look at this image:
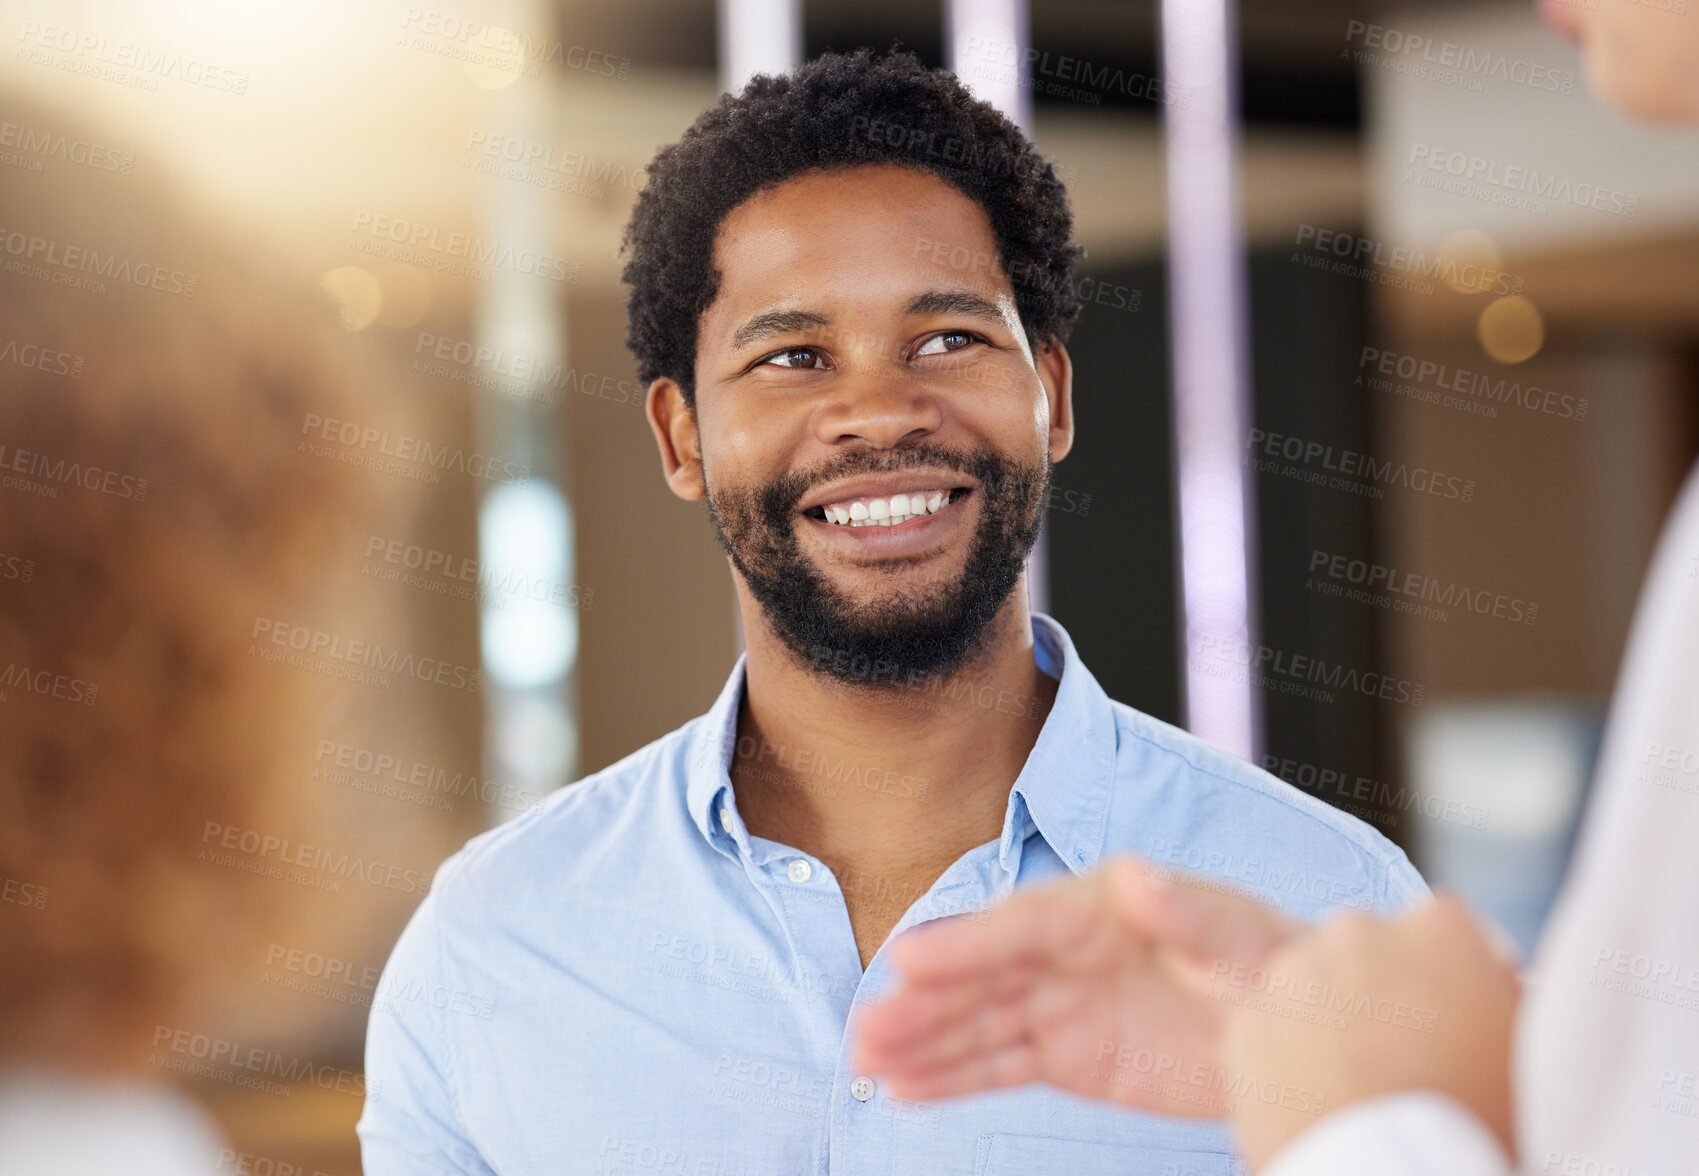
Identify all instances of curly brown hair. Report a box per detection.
[620,47,1084,404]
[0,94,374,1071]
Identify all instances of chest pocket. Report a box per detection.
[978,1132,1239,1176]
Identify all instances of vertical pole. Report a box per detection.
[1161,0,1262,759]
[718,0,803,652]
[473,4,577,820]
[946,0,1047,617]
[718,0,803,95]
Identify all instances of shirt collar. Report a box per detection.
[685,612,1118,876]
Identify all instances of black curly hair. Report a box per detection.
[620,47,1083,405]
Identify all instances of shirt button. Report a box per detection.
[786,858,812,884]
[850,1076,875,1102]
[719,806,734,830]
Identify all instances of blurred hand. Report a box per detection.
[1222,895,1520,1171]
[852,855,1299,1117]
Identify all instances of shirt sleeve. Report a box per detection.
[356,876,499,1176]
[1376,844,1433,914]
[1259,1092,1513,1176]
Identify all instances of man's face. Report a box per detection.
[655,163,1073,688]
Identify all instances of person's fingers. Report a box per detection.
[878,1036,1043,1101]
[856,954,1042,1053]
[1107,856,1300,971]
[1426,890,1519,967]
[860,983,1033,1076]
[884,871,1107,982]
[866,884,1127,1057]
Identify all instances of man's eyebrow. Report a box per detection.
[726,291,1007,352]
[904,289,1008,325]
[729,309,830,351]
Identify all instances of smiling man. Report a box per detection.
[358,48,1426,1175]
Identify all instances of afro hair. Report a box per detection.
[620,47,1084,404]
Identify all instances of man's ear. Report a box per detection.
[646,378,705,501]
[1036,338,1075,464]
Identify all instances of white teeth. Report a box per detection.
[814,487,960,526]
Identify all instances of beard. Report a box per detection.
[704,440,1050,690]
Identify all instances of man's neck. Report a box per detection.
[727,586,1059,956]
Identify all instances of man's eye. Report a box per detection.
[913,331,982,358]
[759,347,826,370]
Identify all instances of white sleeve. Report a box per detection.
[1257,466,1699,1176]
[1260,1092,1512,1176]
[1514,462,1699,1172]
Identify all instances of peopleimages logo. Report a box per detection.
[1262,755,1491,832]
[0,119,135,175]
[1141,836,1377,912]
[217,1146,337,1176]
[0,662,99,704]
[1342,20,1577,95]
[462,130,645,196]
[1640,742,1699,797]
[1092,1041,1326,1117]
[1245,427,1476,504]
[0,442,149,501]
[0,552,35,583]
[1192,633,1427,707]
[299,413,529,485]
[1407,143,1640,219]
[1358,345,1589,422]
[0,335,84,378]
[398,7,632,80]
[0,226,198,296]
[362,533,595,612]
[15,21,251,95]
[200,821,433,897]
[1590,946,1699,991]
[149,1024,372,1097]
[410,331,644,408]
[1,876,49,911]
[1307,548,1539,626]
[958,36,1190,107]
[250,618,483,693]
[313,738,545,815]
[347,210,578,283]
[1293,224,1524,297]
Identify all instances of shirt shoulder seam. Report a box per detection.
[1110,707,1400,872]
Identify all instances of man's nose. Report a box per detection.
[811,364,945,450]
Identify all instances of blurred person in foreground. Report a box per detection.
[856,4,1699,1173]
[0,95,368,1171]
[358,47,1427,1176]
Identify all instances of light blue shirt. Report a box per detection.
[358,613,1427,1176]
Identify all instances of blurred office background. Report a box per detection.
[2,0,1696,1171]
